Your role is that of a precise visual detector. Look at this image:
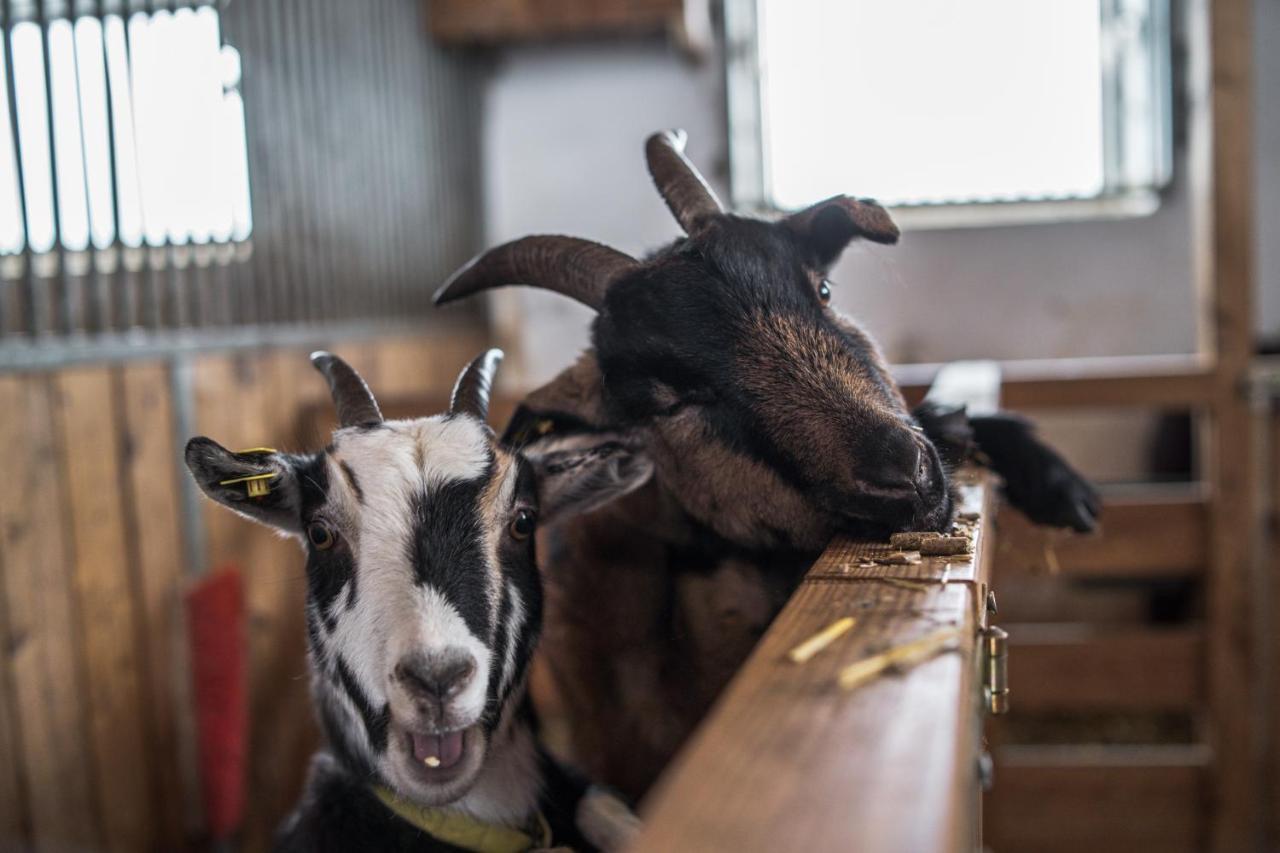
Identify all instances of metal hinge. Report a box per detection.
[983,625,1009,715]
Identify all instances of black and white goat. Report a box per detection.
[435,130,1101,797]
[185,350,641,852]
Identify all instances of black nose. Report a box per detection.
[867,429,925,489]
[395,651,477,703]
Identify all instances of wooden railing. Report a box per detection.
[631,363,1002,852]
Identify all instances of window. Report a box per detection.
[0,5,251,259]
[726,0,1172,226]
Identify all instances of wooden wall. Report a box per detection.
[0,330,485,852]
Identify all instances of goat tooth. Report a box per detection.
[423,755,441,768]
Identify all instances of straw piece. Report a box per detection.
[919,536,970,556]
[879,578,931,592]
[787,616,856,664]
[889,531,942,549]
[875,551,922,565]
[837,627,963,691]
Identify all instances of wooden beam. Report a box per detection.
[986,745,1208,853]
[1006,625,1201,713]
[430,0,685,44]
[995,485,1208,578]
[895,354,1213,410]
[1186,0,1256,847]
[1270,403,1280,846]
[631,477,994,853]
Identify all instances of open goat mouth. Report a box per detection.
[411,728,467,770]
[400,724,479,782]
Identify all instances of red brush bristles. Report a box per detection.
[186,566,247,842]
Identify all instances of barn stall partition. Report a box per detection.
[0,2,1270,853]
[0,0,488,850]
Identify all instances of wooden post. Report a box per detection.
[1188,0,1257,849]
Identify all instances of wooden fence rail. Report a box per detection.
[632,363,1001,852]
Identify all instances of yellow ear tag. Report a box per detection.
[220,448,278,498]
[218,472,276,498]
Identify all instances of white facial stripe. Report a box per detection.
[498,581,525,696]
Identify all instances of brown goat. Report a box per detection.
[435,130,1098,798]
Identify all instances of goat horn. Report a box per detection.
[784,195,901,246]
[451,348,504,423]
[433,236,637,311]
[645,129,724,234]
[310,351,383,428]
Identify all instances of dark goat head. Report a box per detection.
[437,130,951,550]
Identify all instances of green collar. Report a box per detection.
[372,786,555,853]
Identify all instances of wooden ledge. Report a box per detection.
[630,475,997,853]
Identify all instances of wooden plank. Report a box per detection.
[1007,625,1201,713]
[631,479,993,853]
[995,485,1207,578]
[0,374,99,850]
[430,0,683,44]
[193,349,317,851]
[1186,0,1256,846]
[117,362,199,845]
[0,546,28,847]
[1271,403,1280,847]
[895,354,1213,410]
[55,368,156,852]
[986,745,1208,853]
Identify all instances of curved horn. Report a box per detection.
[310,351,383,428]
[433,236,637,311]
[645,129,723,234]
[451,348,504,423]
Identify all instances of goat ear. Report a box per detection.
[184,437,305,535]
[524,432,653,525]
[500,350,651,522]
[784,195,900,267]
[500,350,609,446]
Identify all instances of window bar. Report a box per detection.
[36,0,68,335]
[72,5,113,333]
[0,0,30,337]
[157,1,190,331]
[103,3,141,329]
[48,8,90,334]
[128,0,161,330]
[92,0,122,332]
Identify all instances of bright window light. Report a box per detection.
[0,40,26,255]
[739,0,1171,217]
[11,22,56,254]
[75,17,116,250]
[2,8,251,256]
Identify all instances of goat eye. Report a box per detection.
[817,280,833,305]
[509,508,537,541]
[307,522,336,550]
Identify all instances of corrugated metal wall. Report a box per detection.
[0,0,483,354]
